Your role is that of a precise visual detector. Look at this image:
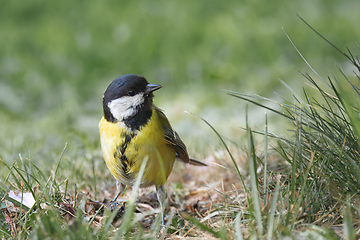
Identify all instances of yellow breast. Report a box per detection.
[99,108,176,187]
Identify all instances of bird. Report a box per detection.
[99,74,206,225]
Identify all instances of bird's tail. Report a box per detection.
[188,158,208,166]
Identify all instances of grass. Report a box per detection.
[225,20,360,238]
[3,30,360,238]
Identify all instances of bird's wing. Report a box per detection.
[155,107,207,166]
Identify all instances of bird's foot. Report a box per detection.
[104,200,125,223]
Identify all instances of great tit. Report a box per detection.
[99,74,206,224]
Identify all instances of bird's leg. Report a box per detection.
[104,181,126,222]
[112,181,125,202]
[106,181,125,213]
[156,185,166,227]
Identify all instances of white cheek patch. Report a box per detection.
[108,93,145,120]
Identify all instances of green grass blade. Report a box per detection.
[343,198,356,240]
[0,227,12,238]
[18,154,32,187]
[246,111,263,238]
[267,181,280,240]
[234,211,244,240]
[225,92,293,120]
[10,166,36,200]
[53,143,67,178]
[296,14,352,63]
[263,112,268,206]
[181,213,229,240]
[283,28,329,88]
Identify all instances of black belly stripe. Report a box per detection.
[119,132,135,155]
[120,155,131,179]
[113,132,136,180]
[113,150,132,179]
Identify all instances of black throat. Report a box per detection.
[103,97,153,131]
[123,99,153,131]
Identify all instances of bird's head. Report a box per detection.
[102,74,162,123]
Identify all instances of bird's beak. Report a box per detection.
[145,84,162,95]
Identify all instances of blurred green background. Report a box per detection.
[1,0,359,169]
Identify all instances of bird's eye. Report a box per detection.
[127,90,135,96]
